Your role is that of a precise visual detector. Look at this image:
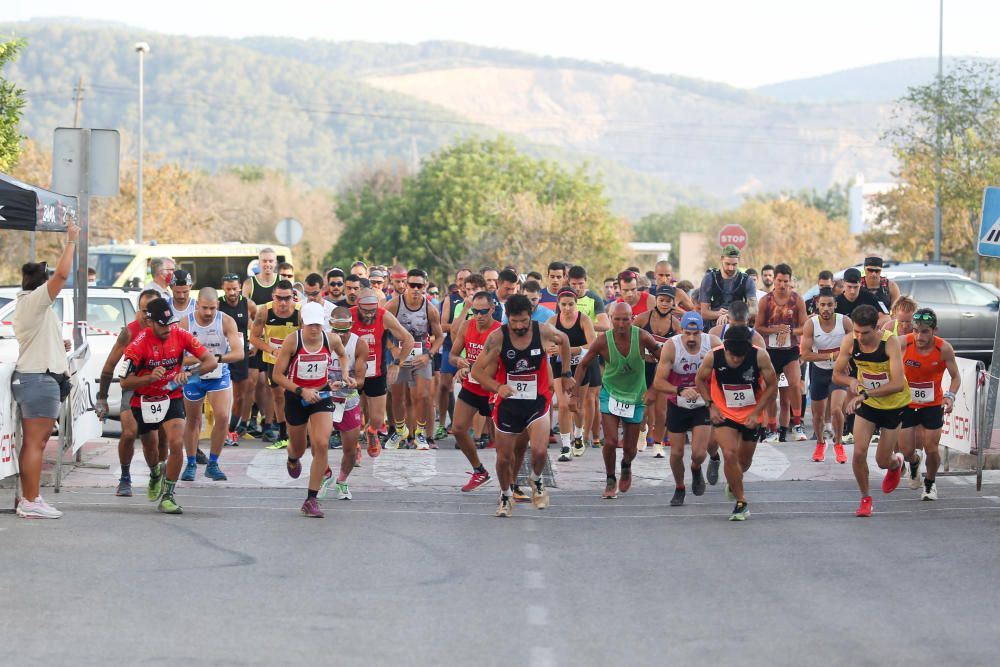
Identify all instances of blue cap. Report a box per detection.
[680,311,703,331]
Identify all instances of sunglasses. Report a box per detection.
[866,268,881,274]
[222,273,240,282]
[471,307,491,316]
[913,312,936,323]
[429,291,439,296]
[274,295,293,302]
[304,290,321,298]
[408,282,426,289]
[328,281,343,287]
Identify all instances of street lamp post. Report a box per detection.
[135,41,150,244]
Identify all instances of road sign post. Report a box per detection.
[274,217,303,247]
[718,224,748,250]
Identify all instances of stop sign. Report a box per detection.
[719,224,748,250]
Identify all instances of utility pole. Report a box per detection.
[72,75,85,128]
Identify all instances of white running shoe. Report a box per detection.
[921,481,938,501]
[653,443,666,459]
[16,496,63,519]
[792,424,808,441]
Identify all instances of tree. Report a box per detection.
[751,183,851,221]
[324,137,627,280]
[632,206,714,266]
[0,38,25,172]
[868,60,1000,271]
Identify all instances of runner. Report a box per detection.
[481,267,500,293]
[547,288,597,461]
[575,302,660,499]
[324,268,346,303]
[167,269,196,324]
[694,325,779,521]
[177,287,244,482]
[799,288,853,463]
[385,269,443,450]
[448,291,500,492]
[436,268,472,442]
[95,288,161,497]
[651,311,720,506]
[699,245,758,330]
[521,280,557,322]
[351,289,415,452]
[898,309,960,501]
[472,295,573,517]
[218,273,254,444]
[806,270,835,316]
[270,302,354,518]
[120,298,219,514]
[248,279,301,450]
[835,268,885,320]
[755,263,808,442]
[243,247,279,440]
[759,265,775,294]
[652,260,697,313]
[882,295,917,337]
[861,256,901,317]
[538,261,567,307]
[832,304,912,517]
[317,307,370,501]
[603,277,618,303]
[614,270,651,317]
[633,284,681,458]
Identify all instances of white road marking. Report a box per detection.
[530,647,555,667]
[246,449,302,487]
[749,443,790,480]
[373,450,437,489]
[527,605,550,626]
[525,542,542,559]
[525,570,545,590]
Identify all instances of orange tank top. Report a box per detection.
[902,333,945,407]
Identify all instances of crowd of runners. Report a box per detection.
[78,245,963,522]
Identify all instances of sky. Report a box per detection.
[3,0,999,88]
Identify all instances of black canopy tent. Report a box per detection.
[0,172,77,232]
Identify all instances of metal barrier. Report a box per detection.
[939,361,989,490]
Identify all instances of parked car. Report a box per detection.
[0,288,140,417]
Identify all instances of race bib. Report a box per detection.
[861,371,888,392]
[269,336,285,351]
[508,374,538,400]
[768,332,792,349]
[201,360,223,380]
[722,384,756,408]
[140,395,169,424]
[679,392,706,409]
[365,359,376,378]
[609,396,635,419]
[910,381,935,405]
[331,396,346,422]
[296,353,328,381]
[406,342,424,364]
[778,372,789,388]
[570,347,587,366]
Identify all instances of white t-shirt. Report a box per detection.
[14,287,68,374]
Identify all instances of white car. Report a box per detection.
[0,288,140,417]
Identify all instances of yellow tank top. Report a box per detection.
[853,330,910,410]
[262,302,301,364]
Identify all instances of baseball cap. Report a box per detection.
[300,301,325,326]
[843,268,862,284]
[369,269,387,280]
[680,311,703,331]
[146,298,174,326]
[721,244,741,258]
[170,269,192,286]
[654,284,676,299]
[864,256,884,268]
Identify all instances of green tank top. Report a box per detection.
[602,326,647,403]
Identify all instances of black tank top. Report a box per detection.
[250,274,277,306]
[501,322,546,375]
[555,311,588,347]
[643,309,677,339]
[711,347,761,387]
[218,296,249,334]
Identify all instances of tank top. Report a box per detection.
[761,291,801,349]
[555,311,589,366]
[350,306,387,378]
[329,332,361,409]
[602,326,647,405]
[811,314,846,371]
[168,297,195,325]
[261,302,301,365]
[443,292,465,348]
[617,291,650,317]
[643,309,678,358]
[462,320,501,396]
[865,277,892,314]
[709,346,762,422]
[667,333,712,407]
[287,331,331,390]
[186,311,230,380]
[396,296,430,360]
[852,330,911,409]
[250,274,277,307]
[902,333,945,408]
[495,322,551,404]
[218,296,249,358]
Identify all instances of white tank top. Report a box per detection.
[667,333,712,406]
[329,332,360,408]
[187,311,230,379]
[811,314,845,370]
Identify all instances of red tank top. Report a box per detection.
[902,333,945,407]
[462,320,500,396]
[351,306,387,378]
[288,331,332,389]
[618,291,650,317]
[761,291,801,349]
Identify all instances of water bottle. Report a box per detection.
[167,373,201,392]
[301,390,332,406]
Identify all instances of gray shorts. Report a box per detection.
[12,372,61,419]
[393,358,434,386]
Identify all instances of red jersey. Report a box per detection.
[351,306,387,378]
[462,319,500,397]
[126,319,144,339]
[618,291,650,317]
[124,326,207,405]
[494,322,551,406]
[288,331,332,390]
[902,333,946,407]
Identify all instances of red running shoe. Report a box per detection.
[366,427,382,458]
[856,496,873,517]
[618,465,632,493]
[882,453,904,494]
[834,443,847,464]
[812,443,826,462]
[462,469,491,492]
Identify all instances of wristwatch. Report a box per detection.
[562,371,573,379]
[859,388,869,400]
[295,387,303,396]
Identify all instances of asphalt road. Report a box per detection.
[5,474,1000,666]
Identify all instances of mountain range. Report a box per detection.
[2,19,983,219]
